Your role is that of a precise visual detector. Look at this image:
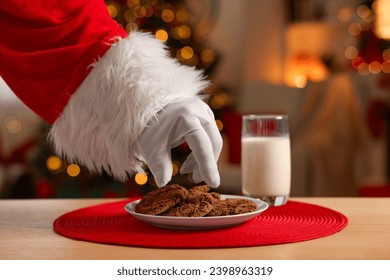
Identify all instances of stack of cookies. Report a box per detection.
[135,184,258,217]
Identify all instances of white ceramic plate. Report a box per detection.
[124,195,269,230]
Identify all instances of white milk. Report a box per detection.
[241,136,291,196]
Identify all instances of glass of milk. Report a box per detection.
[241,114,291,206]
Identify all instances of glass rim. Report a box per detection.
[242,114,288,119]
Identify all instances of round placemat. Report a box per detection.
[53,199,348,248]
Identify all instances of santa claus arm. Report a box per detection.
[49,32,222,186]
[0,0,222,187]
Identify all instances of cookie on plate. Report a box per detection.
[161,185,213,217]
[135,184,188,215]
[207,198,258,216]
[186,185,220,204]
[162,200,214,217]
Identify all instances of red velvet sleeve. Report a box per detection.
[0,0,127,124]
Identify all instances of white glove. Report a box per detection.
[137,97,223,188]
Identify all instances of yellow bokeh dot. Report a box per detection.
[106,4,118,18]
[383,49,390,61]
[210,93,228,109]
[126,22,139,33]
[177,25,191,39]
[337,7,353,22]
[133,5,147,18]
[124,9,136,22]
[369,61,382,74]
[215,119,224,132]
[382,61,390,73]
[67,164,81,177]
[201,49,216,65]
[4,117,22,134]
[46,156,62,171]
[161,9,175,22]
[135,172,148,185]
[348,23,361,36]
[127,0,140,8]
[176,8,190,23]
[358,63,370,75]
[357,5,371,19]
[345,46,358,60]
[180,46,194,60]
[155,29,169,42]
[172,162,180,176]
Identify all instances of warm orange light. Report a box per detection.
[155,29,168,42]
[348,23,362,36]
[133,5,147,18]
[374,0,390,39]
[358,63,370,75]
[383,49,390,61]
[176,8,190,23]
[161,9,175,22]
[357,5,372,19]
[176,25,191,39]
[215,119,224,132]
[67,164,81,177]
[369,61,382,74]
[135,172,148,185]
[345,46,358,60]
[4,117,22,134]
[382,61,390,73]
[284,53,329,88]
[180,46,194,60]
[46,156,62,171]
[200,49,216,66]
[106,4,119,18]
[172,162,180,176]
[127,0,140,8]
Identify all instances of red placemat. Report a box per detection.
[53,199,348,248]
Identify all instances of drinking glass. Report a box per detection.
[241,114,291,206]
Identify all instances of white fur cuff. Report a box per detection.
[48,31,209,181]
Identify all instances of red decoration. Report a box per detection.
[359,184,390,197]
[221,110,242,164]
[36,179,55,198]
[358,29,385,64]
[367,99,388,138]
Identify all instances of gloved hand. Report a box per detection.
[137,97,223,188]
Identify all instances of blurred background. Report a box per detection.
[1,0,390,199]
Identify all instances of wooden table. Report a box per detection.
[0,197,389,260]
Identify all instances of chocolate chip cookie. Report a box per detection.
[135,184,188,215]
[162,200,214,217]
[161,185,214,217]
[135,184,258,217]
[207,198,258,216]
[186,185,220,204]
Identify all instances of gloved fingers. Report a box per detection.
[185,127,220,188]
[180,155,206,185]
[180,153,196,174]
[146,151,173,188]
[180,121,222,177]
[192,166,203,184]
[201,120,223,160]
